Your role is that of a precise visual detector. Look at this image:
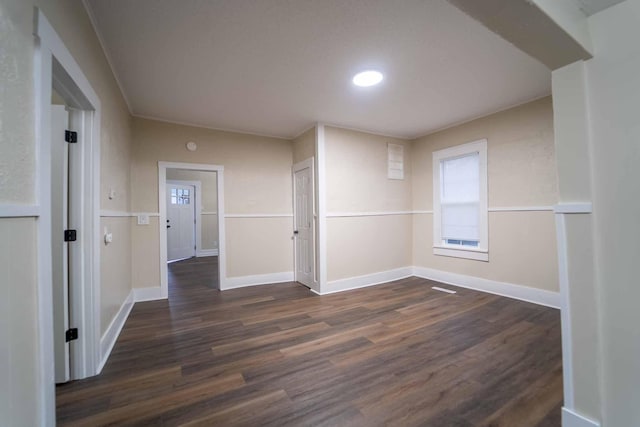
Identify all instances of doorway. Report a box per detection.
[293,158,317,291]
[35,9,103,421]
[159,163,225,295]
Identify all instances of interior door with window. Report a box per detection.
[167,183,196,261]
[293,161,315,289]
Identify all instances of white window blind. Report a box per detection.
[440,153,479,242]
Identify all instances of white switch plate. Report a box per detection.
[137,214,150,225]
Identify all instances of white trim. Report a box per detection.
[291,124,317,140]
[308,265,560,309]
[34,10,102,425]
[413,266,560,308]
[555,213,575,408]
[100,210,160,218]
[133,286,164,302]
[133,212,159,217]
[201,211,218,215]
[318,121,412,140]
[98,290,134,373]
[134,113,291,141]
[488,206,554,212]
[159,161,226,294]
[0,204,41,217]
[224,213,293,218]
[197,249,219,257]
[412,93,551,139]
[322,267,413,295]
[562,408,600,427]
[433,246,489,262]
[222,272,294,290]
[554,202,592,214]
[316,124,328,293]
[323,207,553,217]
[327,211,414,217]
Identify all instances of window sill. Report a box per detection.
[433,246,489,262]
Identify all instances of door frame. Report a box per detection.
[34,9,101,425]
[158,162,225,295]
[166,179,201,261]
[292,158,317,291]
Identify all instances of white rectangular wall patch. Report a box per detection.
[388,143,404,180]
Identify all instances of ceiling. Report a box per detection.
[576,0,625,16]
[84,0,553,139]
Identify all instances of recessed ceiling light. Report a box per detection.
[352,70,384,87]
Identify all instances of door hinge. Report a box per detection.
[65,130,78,143]
[64,229,77,242]
[65,328,78,342]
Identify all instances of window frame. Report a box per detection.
[432,139,488,262]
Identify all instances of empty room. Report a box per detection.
[2,1,639,426]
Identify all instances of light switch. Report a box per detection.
[104,227,113,245]
[137,214,150,225]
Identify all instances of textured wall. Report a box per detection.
[131,117,294,283]
[324,126,412,281]
[412,97,559,292]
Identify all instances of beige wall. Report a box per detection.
[166,169,219,250]
[326,127,412,212]
[0,1,133,425]
[100,217,131,334]
[412,97,559,292]
[292,127,316,164]
[325,126,413,281]
[0,0,36,204]
[131,117,294,283]
[328,215,412,281]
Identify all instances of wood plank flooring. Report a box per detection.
[57,258,562,426]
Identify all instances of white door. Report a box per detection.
[293,161,315,289]
[51,105,70,383]
[167,183,196,261]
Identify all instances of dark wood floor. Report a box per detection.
[57,259,562,426]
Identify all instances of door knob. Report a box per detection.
[167,225,171,228]
[293,230,298,234]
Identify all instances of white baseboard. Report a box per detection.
[98,289,134,373]
[413,266,560,309]
[322,267,414,295]
[196,249,218,257]
[562,408,600,427]
[221,271,294,290]
[134,286,165,302]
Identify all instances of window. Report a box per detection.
[433,139,488,261]
[170,188,191,205]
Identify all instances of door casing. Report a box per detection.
[35,9,102,425]
[158,162,225,296]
